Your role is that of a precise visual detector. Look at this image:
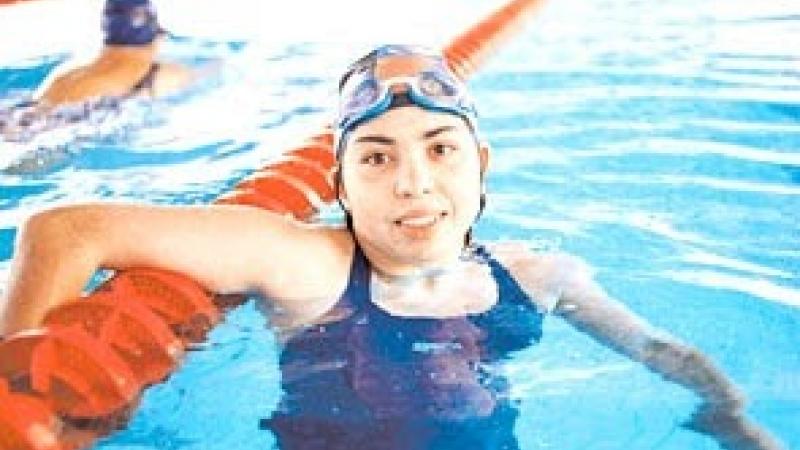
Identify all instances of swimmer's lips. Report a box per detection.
[393,210,448,227]
[393,210,449,239]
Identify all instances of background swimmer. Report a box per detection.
[35,0,191,108]
[0,0,207,171]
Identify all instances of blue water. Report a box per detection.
[1,0,798,449]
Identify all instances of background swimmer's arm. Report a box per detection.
[32,54,95,102]
[37,71,131,107]
[0,203,351,336]
[550,254,785,450]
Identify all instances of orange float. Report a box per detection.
[42,293,183,385]
[246,159,335,203]
[215,187,296,216]
[0,0,546,448]
[0,378,62,450]
[101,268,219,342]
[0,326,141,418]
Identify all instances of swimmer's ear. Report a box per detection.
[478,141,491,177]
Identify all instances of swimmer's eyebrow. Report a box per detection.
[422,125,457,139]
[354,135,395,145]
[354,126,459,146]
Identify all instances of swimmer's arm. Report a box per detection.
[494,246,747,405]
[551,255,785,450]
[550,255,743,405]
[37,72,131,107]
[0,203,350,335]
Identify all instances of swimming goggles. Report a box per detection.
[335,45,478,147]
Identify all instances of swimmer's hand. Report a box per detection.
[683,403,785,450]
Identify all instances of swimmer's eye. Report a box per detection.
[360,152,391,166]
[430,143,458,158]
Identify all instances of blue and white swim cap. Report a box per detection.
[102,0,162,46]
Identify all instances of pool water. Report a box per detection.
[1,0,798,449]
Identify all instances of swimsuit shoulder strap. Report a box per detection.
[471,243,545,353]
[336,241,372,310]
[128,62,161,97]
[472,244,534,306]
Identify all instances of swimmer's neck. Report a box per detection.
[97,44,158,65]
[361,241,474,282]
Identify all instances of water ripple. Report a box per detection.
[664,270,800,308]
[583,139,800,166]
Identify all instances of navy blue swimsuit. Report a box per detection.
[261,244,544,450]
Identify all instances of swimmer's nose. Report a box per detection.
[395,150,433,198]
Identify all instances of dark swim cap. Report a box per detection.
[102,0,162,46]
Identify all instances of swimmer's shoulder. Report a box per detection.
[38,59,164,105]
[249,214,356,313]
[254,225,356,326]
[150,61,194,97]
[485,241,595,313]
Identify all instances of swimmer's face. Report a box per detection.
[338,106,489,270]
